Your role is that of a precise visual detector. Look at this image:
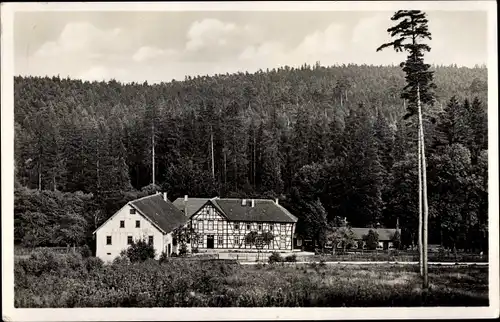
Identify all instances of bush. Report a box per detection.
[285,254,297,262]
[178,243,188,257]
[268,252,283,264]
[364,230,379,250]
[79,245,92,258]
[85,257,104,272]
[170,252,178,257]
[159,251,169,264]
[125,239,156,263]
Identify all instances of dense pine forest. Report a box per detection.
[14,63,488,251]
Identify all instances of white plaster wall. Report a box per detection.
[95,204,165,262]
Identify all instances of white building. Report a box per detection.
[93,192,189,262]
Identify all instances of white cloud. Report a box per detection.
[132,46,177,62]
[185,18,240,52]
[238,23,346,68]
[34,22,123,58]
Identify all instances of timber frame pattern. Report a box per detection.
[190,201,295,251]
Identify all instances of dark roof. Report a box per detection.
[348,227,398,241]
[173,198,211,217]
[130,194,188,234]
[209,199,298,223]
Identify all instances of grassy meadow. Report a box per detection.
[13,249,488,308]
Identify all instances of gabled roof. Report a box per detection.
[210,198,298,223]
[130,194,188,234]
[348,227,398,241]
[173,197,212,217]
[93,193,188,235]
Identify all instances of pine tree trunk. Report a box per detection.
[38,163,42,191]
[418,119,423,276]
[417,85,429,289]
[224,149,227,190]
[152,123,155,187]
[253,135,256,187]
[210,126,215,181]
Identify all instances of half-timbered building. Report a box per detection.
[173,197,298,252]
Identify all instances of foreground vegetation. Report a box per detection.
[14,250,488,308]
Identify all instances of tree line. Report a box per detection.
[14,62,488,251]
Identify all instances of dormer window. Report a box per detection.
[130,208,136,215]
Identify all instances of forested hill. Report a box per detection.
[14,63,488,250]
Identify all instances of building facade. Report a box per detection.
[173,197,298,252]
[94,193,188,261]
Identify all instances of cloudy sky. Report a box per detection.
[14,10,488,83]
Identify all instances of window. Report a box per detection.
[269,225,273,231]
[234,223,239,230]
[127,236,133,245]
[208,220,214,230]
[246,224,251,230]
[217,221,223,230]
[136,220,140,228]
[234,236,239,246]
[130,208,136,215]
[106,236,112,245]
[199,221,204,231]
[218,235,224,246]
[258,224,262,231]
[198,236,204,245]
[148,236,154,245]
[107,252,111,255]
[120,220,125,228]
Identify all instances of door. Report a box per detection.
[207,235,214,249]
[167,244,171,256]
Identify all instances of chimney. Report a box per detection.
[396,217,400,231]
[242,199,247,206]
[275,198,279,205]
[163,192,167,201]
[184,195,188,202]
[251,199,255,208]
[184,195,188,217]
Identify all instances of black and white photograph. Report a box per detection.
[1,1,498,320]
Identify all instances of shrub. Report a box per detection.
[159,251,169,264]
[364,230,379,250]
[113,250,130,265]
[319,258,326,267]
[285,254,297,262]
[85,257,104,272]
[192,247,199,254]
[178,243,188,257]
[125,239,156,263]
[170,252,178,257]
[268,252,283,264]
[79,245,92,258]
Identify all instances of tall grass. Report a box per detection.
[14,249,489,308]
